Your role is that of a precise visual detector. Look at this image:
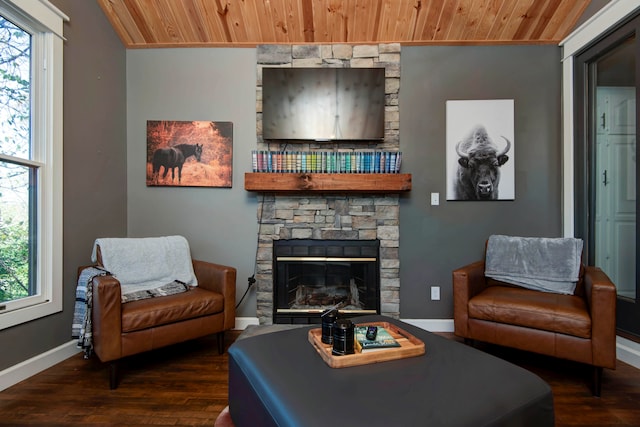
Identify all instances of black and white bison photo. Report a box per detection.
[453,125,512,200]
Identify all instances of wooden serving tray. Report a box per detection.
[308,321,425,368]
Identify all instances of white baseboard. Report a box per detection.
[400,318,455,332]
[617,336,640,370]
[234,316,259,330]
[0,340,81,392]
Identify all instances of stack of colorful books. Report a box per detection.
[251,150,402,174]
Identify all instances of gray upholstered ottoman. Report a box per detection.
[228,315,554,427]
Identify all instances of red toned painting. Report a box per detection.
[146,120,233,188]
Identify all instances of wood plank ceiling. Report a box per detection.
[97,0,592,48]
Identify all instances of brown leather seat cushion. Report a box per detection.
[468,286,592,339]
[121,287,223,333]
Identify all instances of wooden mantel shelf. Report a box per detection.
[244,173,412,193]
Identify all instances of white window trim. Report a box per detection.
[0,0,67,330]
[559,0,640,237]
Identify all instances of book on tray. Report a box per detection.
[355,326,401,352]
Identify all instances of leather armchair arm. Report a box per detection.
[91,275,123,362]
[452,260,487,338]
[192,260,237,330]
[584,266,617,369]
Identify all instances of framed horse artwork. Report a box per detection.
[146,120,233,188]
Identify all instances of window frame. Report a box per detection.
[0,0,66,330]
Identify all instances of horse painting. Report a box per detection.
[151,143,203,185]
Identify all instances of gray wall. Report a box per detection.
[126,49,258,317]
[0,0,127,370]
[399,45,562,319]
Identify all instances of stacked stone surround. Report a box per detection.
[254,44,401,325]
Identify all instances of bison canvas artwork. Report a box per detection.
[146,120,233,187]
[446,100,515,201]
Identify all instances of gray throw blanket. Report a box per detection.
[71,266,108,358]
[484,235,583,295]
[120,280,191,303]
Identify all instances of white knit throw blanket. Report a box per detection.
[91,235,198,300]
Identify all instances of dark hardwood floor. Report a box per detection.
[1,330,639,426]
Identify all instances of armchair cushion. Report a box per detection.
[121,287,224,333]
[468,285,592,339]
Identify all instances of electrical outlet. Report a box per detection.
[430,286,440,301]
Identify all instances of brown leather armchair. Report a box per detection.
[85,256,236,389]
[453,250,616,396]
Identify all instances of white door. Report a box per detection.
[595,87,636,300]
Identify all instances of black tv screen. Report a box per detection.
[262,67,385,141]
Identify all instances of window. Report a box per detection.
[0,0,66,329]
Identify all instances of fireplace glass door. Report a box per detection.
[273,240,380,323]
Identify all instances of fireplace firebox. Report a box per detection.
[273,239,380,324]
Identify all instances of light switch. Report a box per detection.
[430,192,440,206]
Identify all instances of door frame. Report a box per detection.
[561,0,640,237]
[560,0,640,368]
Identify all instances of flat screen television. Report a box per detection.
[262,67,386,141]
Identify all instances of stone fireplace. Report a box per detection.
[254,43,401,325]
